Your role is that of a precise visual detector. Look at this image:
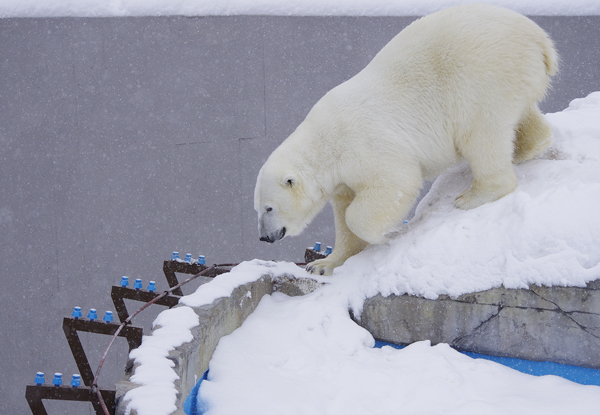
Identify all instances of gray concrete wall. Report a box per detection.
[1,15,599,414]
[357,280,600,369]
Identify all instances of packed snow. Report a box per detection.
[126,307,200,415]
[1,0,600,18]
[123,92,600,415]
[199,293,600,415]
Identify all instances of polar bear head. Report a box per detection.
[254,153,327,243]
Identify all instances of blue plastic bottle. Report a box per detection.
[120,276,129,287]
[71,306,82,319]
[52,373,63,387]
[70,374,81,388]
[87,309,97,321]
[103,311,113,323]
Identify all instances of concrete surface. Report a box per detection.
[357,280,600,368]
[1,15,599,414]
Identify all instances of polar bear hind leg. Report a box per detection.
[455,122,518,210]
[512,104,553,164]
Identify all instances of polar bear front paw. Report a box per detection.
[454,188,488,210]
[455,178,517,210]
[306,258,342,276]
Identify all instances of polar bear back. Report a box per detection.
[368,4,556,94]
[319,3,557,181]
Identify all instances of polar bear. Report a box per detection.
[254,4,557,275]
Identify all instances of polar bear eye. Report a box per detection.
[265,207,273,212]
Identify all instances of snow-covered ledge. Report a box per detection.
[117,256,600,415]
[117,263,600,415]
[115,261,324,415]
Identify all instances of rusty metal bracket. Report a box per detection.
[162,260,229,296]
[62,317,143,387]
[163,261,205,295]
[111,286,180,323]
[110,261,230,322]
[27,260,233,415]
[305,248,327,263]
[25,384,115,415]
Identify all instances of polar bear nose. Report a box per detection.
[259,227,286,243]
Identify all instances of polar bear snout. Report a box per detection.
[258,205,288,243]
[259,227,286,243]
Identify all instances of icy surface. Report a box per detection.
[125,93,600,414]
[1,0,600,18]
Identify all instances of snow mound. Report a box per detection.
[1,0,599,18]
[333,91,600,311]
[201,292,600,415]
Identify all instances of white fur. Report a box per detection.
[254,4,557,275]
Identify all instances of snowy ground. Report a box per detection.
[1,0,600,18]
[199,294,600,415]
[124,92,600,415]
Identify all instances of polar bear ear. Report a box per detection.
[282,174,297,188]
